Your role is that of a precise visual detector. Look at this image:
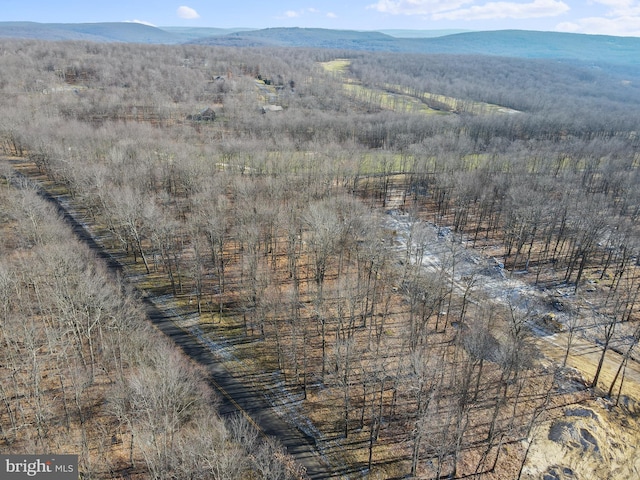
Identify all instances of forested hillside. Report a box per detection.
[192,28,640,67]
[0,170,304,478]
[3,22,640,71]
[1,39,639,479]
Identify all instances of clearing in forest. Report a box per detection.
[320,59,520,115]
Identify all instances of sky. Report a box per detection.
[2,0,640,37]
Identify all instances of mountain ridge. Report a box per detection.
[1,22,639,68]
[191,27,640,66]
[0,21,178,44]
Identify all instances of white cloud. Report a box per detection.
[590,0,640,18]
[177,5,200,20]
[368,0,569,20]
[555,0,640,35]
[125,19,157,27]
[556,15,640,35]
[327,12,338,18]
[434,0,570,20]
[280,7,329,19]
[367,0,473,15]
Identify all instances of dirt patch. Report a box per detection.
[522,399,640,479]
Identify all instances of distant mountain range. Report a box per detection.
[1,21,639,68]
[0,21,178,43]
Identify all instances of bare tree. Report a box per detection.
[114,342,213,479]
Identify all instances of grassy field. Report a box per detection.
[320,59,519,116]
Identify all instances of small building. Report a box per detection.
[187,107,216,122]
[261,105,283,114]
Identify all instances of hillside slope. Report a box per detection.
[1,22,639,69]
[0,21,180,43]
[409,30,640,65]
[194,28,640,66]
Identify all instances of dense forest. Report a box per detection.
[1,38,639,479]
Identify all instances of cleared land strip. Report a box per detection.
[5,162,335,480]
[320,58,520,115]
[386,211,640,402]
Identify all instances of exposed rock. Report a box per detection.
[543,465,575,480]
[548,420,599,455]
[565,408,599,421]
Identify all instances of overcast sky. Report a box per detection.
[2,0,640,36]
